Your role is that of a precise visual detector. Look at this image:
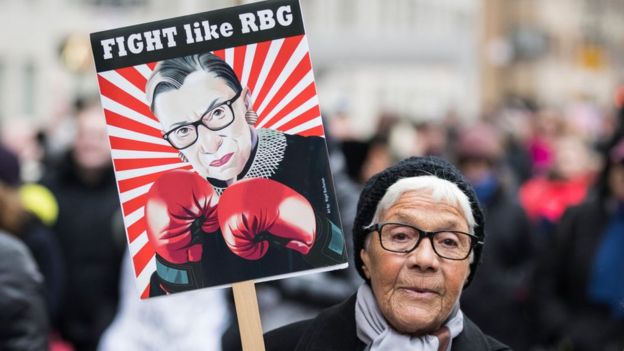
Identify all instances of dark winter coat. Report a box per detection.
[532,198,624,351]
[262,293,510,351]
[42,152,124,351]
[0,231,48,351]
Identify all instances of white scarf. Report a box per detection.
[355,284,464,351]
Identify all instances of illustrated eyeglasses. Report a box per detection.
[162,90,242,150]
[368,222,483,260]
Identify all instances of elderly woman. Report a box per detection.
[263,156,510,350]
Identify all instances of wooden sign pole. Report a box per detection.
[232,280,265,351]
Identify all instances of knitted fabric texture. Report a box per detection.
[212,128,286,196]
[352,156,485,287]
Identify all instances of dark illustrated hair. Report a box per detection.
[146,53,242,113]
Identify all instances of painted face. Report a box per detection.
[154,70,252,183]
[360,190,472,335]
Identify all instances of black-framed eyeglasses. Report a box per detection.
[369,222,483,260]
[162,90,242,150]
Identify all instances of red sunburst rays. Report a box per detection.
[233,35,322,136]
[104,109,161,139]
[252,36,303,112]
[242,41,271,94]
[257,53,313,126]
[98,75,156,123]
[116,66,149,93]
[132,242,155,284]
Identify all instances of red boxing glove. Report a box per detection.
[144,170,219,264]
[218,178,316,260]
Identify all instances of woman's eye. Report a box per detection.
[391,233,410,242]
[175,126,192,137]
[439,238,459,248]
[211,107,226,119]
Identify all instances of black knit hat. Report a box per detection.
[353,156,485,286]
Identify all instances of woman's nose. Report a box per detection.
[196,127,222,153]
[405,237,439,272]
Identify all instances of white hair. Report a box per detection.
[368,176,476,232]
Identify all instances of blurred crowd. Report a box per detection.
[1,85,624,351]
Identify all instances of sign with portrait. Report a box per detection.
[90,0,347,299]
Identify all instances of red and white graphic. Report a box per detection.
[96,36,324,298]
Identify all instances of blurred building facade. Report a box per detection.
[305,0,481,138]
[482,0,624,110]
[0,0,624,136]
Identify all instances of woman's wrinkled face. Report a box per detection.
[360,190,472,335]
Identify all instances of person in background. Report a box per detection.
[493,97,535,185]
[0,117,47,182]
[0,143,65,325]
[527,108,564,177]
[519,135,596,236]
[261,157,510,351]
[531,135,624,351]
[414,120,449,158]
[454,123,535,350]
[336,112,400,186]
[42,97,124,351]
[0,229,48,351]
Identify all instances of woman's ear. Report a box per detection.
[360,249,371,279]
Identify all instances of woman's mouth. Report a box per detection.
[210,152,234,167]
[400,286,440,299]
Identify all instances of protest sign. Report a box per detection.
[90,0,347,303]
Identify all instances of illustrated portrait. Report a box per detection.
[96,36,347,297]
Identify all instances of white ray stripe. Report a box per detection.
[129,231,148,257]
[112,149,177,159]
[251,38,284,104]
[119,183,152,203]
[284,116,323,135]
[256,72,315,128]
[123,206,145,228]
[99,71,148,105]
[135,64,153,79]
[240,43,256,88]
[224,47,235,68]
[101,95,162,130]
[256,39,308,116]
[266,95,319,130]
[134,256,156,296]
[107,125,170,146]
[115,162,187,181]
